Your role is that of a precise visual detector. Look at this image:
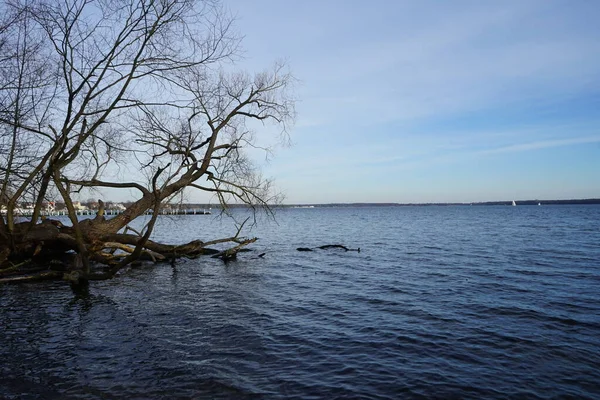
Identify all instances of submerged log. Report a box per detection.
[297,244,360,253]
[318,244,360,252]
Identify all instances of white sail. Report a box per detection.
[512,200,516,206]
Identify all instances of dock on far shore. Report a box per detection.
[2,208,212,217]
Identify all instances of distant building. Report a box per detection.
[111,203,126,211]
[73,201,88,211]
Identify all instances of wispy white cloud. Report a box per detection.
[478,136,600,155]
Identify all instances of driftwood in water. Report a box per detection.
[318,244,360,252]
[297,244,360,253]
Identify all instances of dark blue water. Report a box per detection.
[1,205,600,399]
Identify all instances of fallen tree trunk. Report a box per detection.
[0,217,257,284]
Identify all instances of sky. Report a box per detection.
[218,0,600,204]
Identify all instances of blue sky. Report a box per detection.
[222,0,600,204]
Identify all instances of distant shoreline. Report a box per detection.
[282,199,600,207]
[162,199,600,209]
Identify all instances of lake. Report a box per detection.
[1,205,600,399]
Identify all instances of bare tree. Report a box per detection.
[0,0,295,284]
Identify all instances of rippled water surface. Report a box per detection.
[2,205,600,399]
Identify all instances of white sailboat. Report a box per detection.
[512,200,516,206]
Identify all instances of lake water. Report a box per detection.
[1,205,600,399]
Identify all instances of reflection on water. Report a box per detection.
[1,205,600,399]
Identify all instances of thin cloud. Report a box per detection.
[479,136,600,155]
